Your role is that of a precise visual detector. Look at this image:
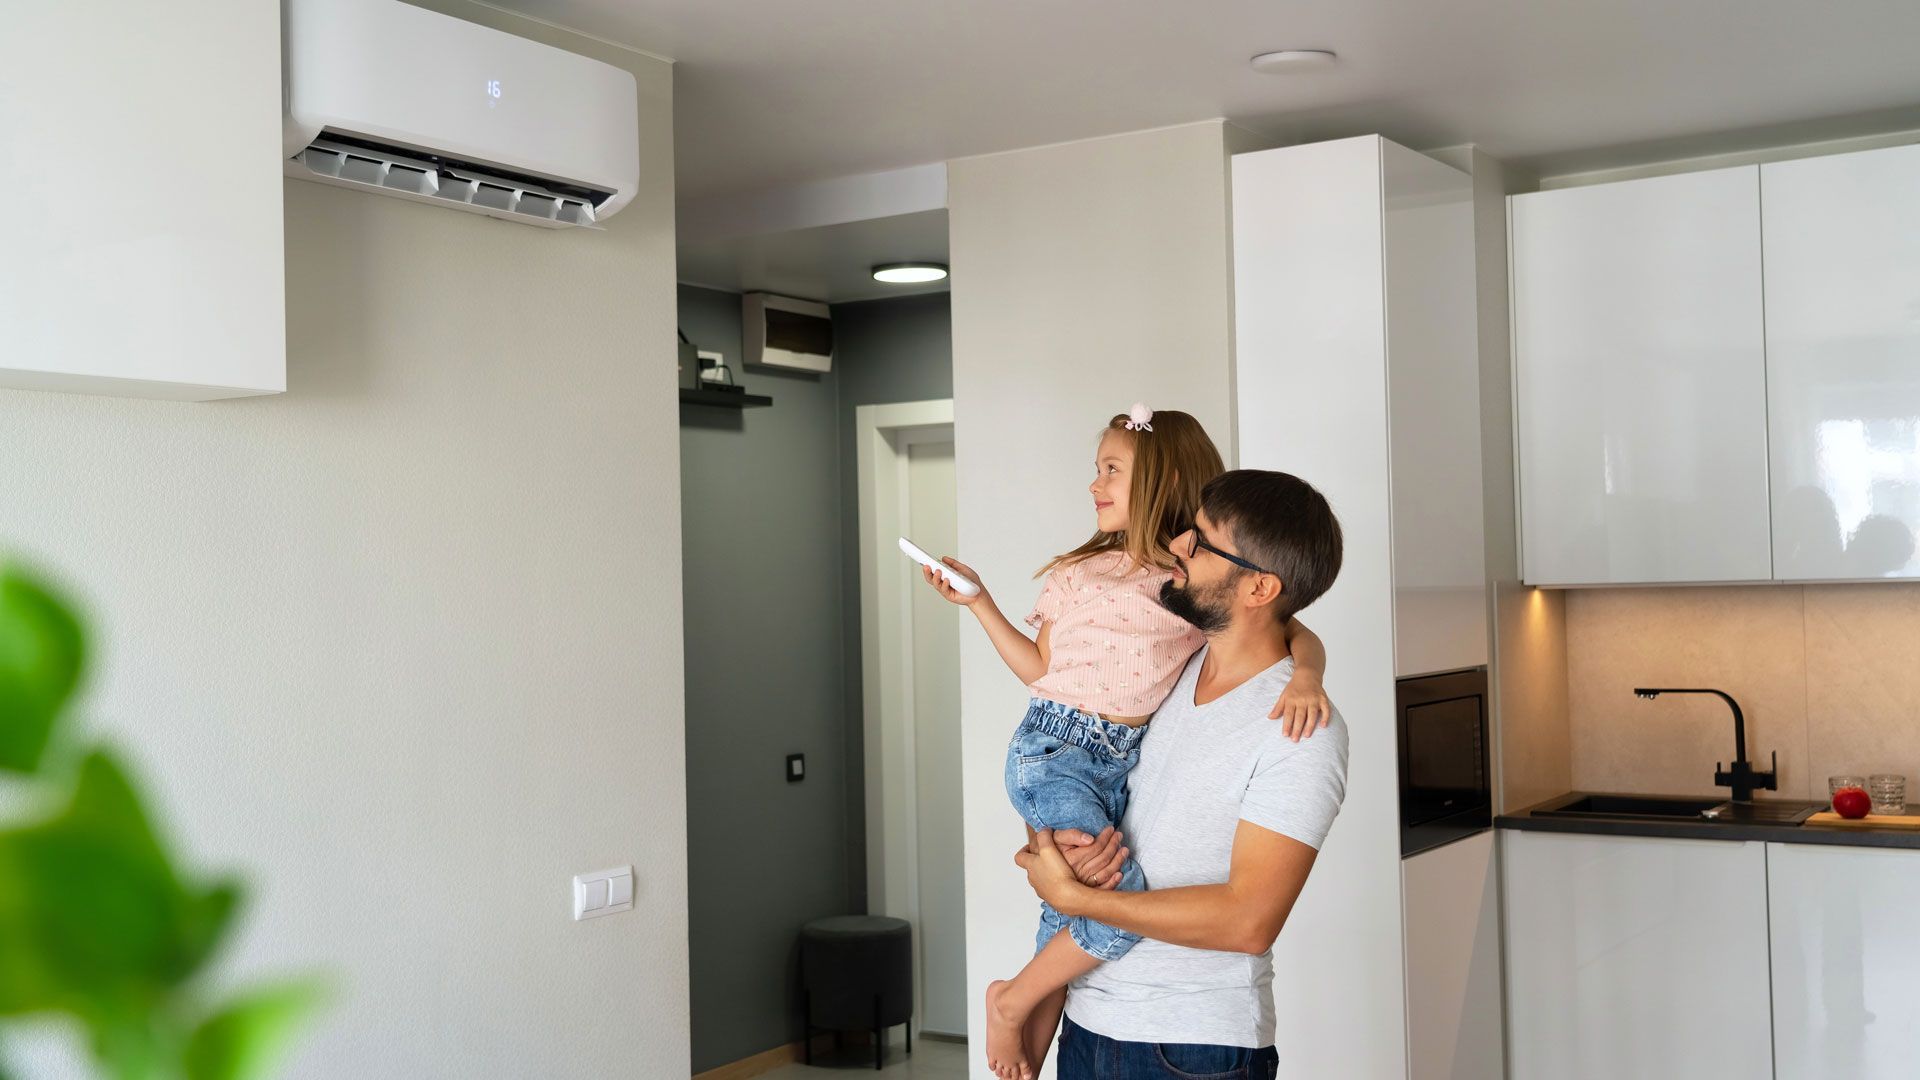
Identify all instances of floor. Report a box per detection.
[758,1037,968,1079]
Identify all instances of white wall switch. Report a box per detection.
[573,866,634,921]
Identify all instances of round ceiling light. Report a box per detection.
[872,262,948,284]
[1249,49,1337,73]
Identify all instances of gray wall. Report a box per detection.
[1,6,688,1077]
[677,286,951,1071]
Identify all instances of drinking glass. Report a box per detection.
[1829,775,1867,807]
[1868,774,1907,816]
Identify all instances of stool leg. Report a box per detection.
[873,996,883,1071]
[906,1016,911,1056]
[802,988,811,1066]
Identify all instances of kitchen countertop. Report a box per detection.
[1499,791,1920,850]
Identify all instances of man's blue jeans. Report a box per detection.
[1055,1016,1280,1079]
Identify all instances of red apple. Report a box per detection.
[1833,787,1872,819]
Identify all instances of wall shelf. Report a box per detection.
[679,389,771,409]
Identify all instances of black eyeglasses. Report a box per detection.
[1185,528,1274,576]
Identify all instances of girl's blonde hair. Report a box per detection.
[1039,409,1225,578]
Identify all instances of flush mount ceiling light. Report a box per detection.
[1250,49,1337,73]
[872,262,948,284]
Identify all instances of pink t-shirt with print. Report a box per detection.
[1024,550,1206,718]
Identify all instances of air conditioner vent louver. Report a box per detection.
[292,135,603,230]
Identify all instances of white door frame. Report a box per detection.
[855,398,958,1035]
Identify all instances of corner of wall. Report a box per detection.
[1462,146,1571,812]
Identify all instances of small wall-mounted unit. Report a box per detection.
[743,294,833,373]
[282,0,640,230]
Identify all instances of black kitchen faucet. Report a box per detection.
[1632,687,1778,802]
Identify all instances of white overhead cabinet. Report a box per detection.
[1509,167,1773,585]
[0,1,285,400]
[1512,142,1920,586]
[1762,144,1920,580]
[1502,831,1774,1079]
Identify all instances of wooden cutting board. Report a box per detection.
[1806,811,1920,829]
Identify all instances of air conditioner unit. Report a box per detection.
[743,294,832,373]
[282,0,640,230]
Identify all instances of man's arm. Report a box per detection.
[1018,821,1319,955]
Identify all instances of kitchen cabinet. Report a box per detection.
[1767,842,1920,1079]
[1501,830,1773,1079]
[0,1,285,399]
[1402,832,1504,1080]
[1510,166,1773,586]
[1762,143,1920,580]
[1232,134,1483,1080]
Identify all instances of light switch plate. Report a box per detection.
[573,866,634,921]
[787,753,805,783]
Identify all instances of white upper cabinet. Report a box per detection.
[0,1,285,400]
[1762,145,1920,580]
[1510,167,1773,585]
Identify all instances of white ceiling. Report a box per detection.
[676,208,948,303]
[488,0,1920,199]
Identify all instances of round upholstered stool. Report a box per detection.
[799,915,913,1070]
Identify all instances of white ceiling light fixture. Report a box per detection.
[1250,49,1338,73]
[872,262,948,284]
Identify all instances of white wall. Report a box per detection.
[0,4,688,1076]
[0,0,284,398]
[947,120,1236,1079]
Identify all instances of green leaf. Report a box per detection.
[0,566,86,774]
[184,982,324,1080]
[0,751,241,1018]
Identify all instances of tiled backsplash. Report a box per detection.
[1565,583,1920,802]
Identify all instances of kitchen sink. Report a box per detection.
[1534,794,1727,820]
[1529,793,1819,825]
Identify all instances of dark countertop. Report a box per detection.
[1499,791,1920,851]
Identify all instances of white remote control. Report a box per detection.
[899,537,980,596]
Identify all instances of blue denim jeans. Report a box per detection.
[1003,698,1147,962]
[1055,1016,1279,1080]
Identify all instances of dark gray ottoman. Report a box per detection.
[799,915,913,1070]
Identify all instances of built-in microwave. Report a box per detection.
[1397,666,1491,858]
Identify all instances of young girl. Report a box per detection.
[920,405,1331,1080]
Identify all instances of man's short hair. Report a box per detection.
[1199,470,1343,622]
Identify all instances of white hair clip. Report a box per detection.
[1124,403,1154,432]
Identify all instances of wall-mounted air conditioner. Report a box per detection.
[743,294,833,373]
[282,0,640,230]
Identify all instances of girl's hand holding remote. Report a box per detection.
[922,556,988,607]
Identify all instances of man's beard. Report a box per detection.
[1160,573,1234,634]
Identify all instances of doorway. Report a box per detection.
[856,399,966,1037]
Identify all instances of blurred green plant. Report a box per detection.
[0,565,321,1079]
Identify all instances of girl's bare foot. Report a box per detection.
[985,979,1035,1080]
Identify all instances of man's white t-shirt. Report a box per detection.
[1064,649,1350,1049]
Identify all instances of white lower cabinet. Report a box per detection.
[1767,842,1920,1078]
[1402,832,1505,1080]
[1501,830,1773,1079]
